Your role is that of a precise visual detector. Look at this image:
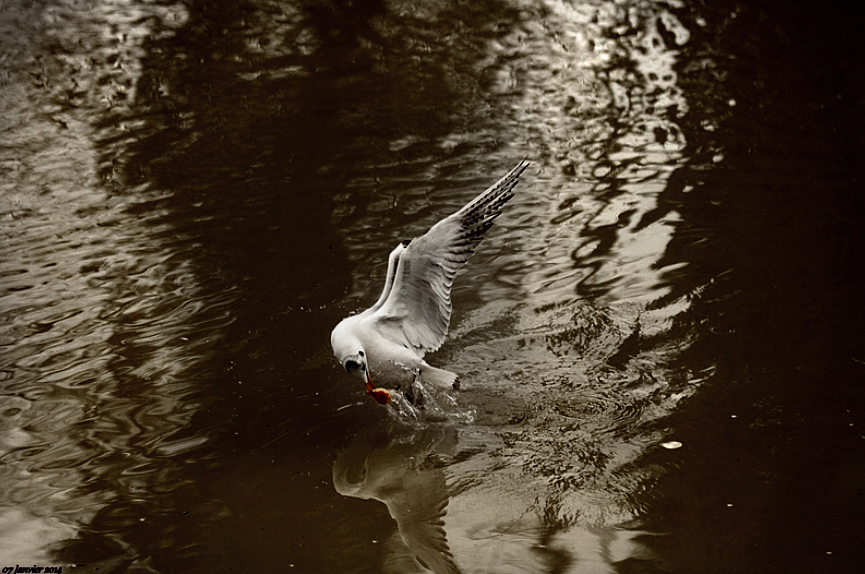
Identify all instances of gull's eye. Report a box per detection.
[345,360,360,373]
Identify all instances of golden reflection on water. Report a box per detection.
[336,0,693,307]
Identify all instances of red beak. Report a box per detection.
[365,373,390,405]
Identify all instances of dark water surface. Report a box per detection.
[1,0,863,571]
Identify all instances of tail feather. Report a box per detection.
[421,364,461,390]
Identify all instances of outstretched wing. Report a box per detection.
[368,160,530,354]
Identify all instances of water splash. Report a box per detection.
[386,379,477,428]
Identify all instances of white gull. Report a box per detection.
[331,160,530,405]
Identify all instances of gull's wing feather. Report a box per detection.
[361,241,409,318]
[368,160,529,354]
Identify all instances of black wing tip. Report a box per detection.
[508,158,531,178]
[492,159,531,194]
[453,160,529,236]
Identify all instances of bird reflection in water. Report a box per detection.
[334,420,657,574]
[333,423,461,574]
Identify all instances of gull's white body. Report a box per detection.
[331,161,530,403]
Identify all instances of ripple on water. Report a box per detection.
[1,79,235,562]
[552,390,645,434]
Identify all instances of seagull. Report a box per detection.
[331,160,530,405]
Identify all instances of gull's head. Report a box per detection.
[331,318,368,382]
[331,318,391,405]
